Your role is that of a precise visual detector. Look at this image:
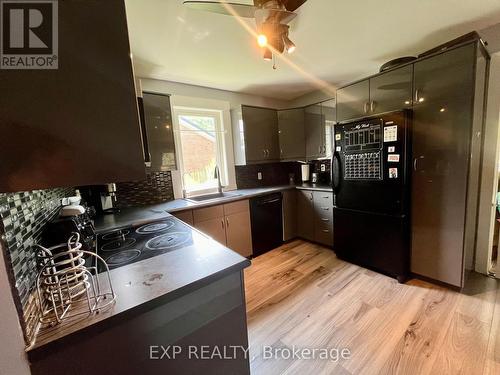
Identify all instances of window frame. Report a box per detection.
[172,106,229,197]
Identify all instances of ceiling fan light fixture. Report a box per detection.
[263,48,273,61]
[257,34,268,47]
[284,35,296,54]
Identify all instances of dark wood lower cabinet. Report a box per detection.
[296,189,334,246]
[29,272,250,375]
[297,190,315,241]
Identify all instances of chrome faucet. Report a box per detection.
[214,165,223,194]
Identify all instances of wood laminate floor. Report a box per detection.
[244,240,500,375]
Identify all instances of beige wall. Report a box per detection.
[0,242,30,375]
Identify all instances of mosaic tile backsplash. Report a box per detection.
[115,171,174,208]
[0,187,74,341]
[235,160,331,189]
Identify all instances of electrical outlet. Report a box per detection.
[257,172,263,180]
[320,164,326,172]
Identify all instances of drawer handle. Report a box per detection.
[322,196,330,199]
[321,207,330,210]
[322,229,330,233]
[321,218,330,222]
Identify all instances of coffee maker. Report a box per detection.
[100,183,118,213]
[79,184,120,214]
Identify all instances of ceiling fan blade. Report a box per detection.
[282,0,308,12]
[253,0,307,12]
[254,8,296,25]
[183,1,257,18]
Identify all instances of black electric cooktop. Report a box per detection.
[96,217,193,271]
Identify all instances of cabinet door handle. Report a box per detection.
[280,148,283,155]
[221,218,224,228]
[262,149,266,157]
[323,196,330,199]
[415,89,419,103]
[226,217,229,227]
[413,155,424,171]
[370,100,376,113]
[321,207,330,211]
[364,102,369,113]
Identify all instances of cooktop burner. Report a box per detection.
[97,217,193,272]
[145,231,191,251]
[105,249,141,267]
[136,219,175,234]
[100,238,136,252]
[101,229,130,241]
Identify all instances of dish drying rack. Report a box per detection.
[36,233,116,326]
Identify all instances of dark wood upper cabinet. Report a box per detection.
[337,65,413,122]
[369,65,413,114]
[241,105,279,164]
[305,103,324,159]
[278,108,306,161]
[142,93,177,172]
[336,80,370,122]
[0,0,145,192]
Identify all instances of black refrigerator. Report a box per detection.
[332,110,411,282]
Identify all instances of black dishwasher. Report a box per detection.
[250,193,283,257]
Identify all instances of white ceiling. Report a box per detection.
[125,0,500,101]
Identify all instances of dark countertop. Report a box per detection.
[295,182,334,192]
[28,183,332,356]
[94,184,333,234]
[27,219,251,357]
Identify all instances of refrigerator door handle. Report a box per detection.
[332,151,341,194]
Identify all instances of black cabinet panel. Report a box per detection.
[0,0,145,192]
[143,93,176,172]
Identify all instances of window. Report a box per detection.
[172,107,228,196]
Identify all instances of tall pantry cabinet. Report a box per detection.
[411,41,489,287]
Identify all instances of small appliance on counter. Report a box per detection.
[78,184,120,215]
[42,204,95,253]
[311,173,318,183]
[100,183,119,213]
[301,163,310,182]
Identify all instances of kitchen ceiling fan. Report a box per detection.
[183,0,308,61]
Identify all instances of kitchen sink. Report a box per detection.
[184,192,242,203]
